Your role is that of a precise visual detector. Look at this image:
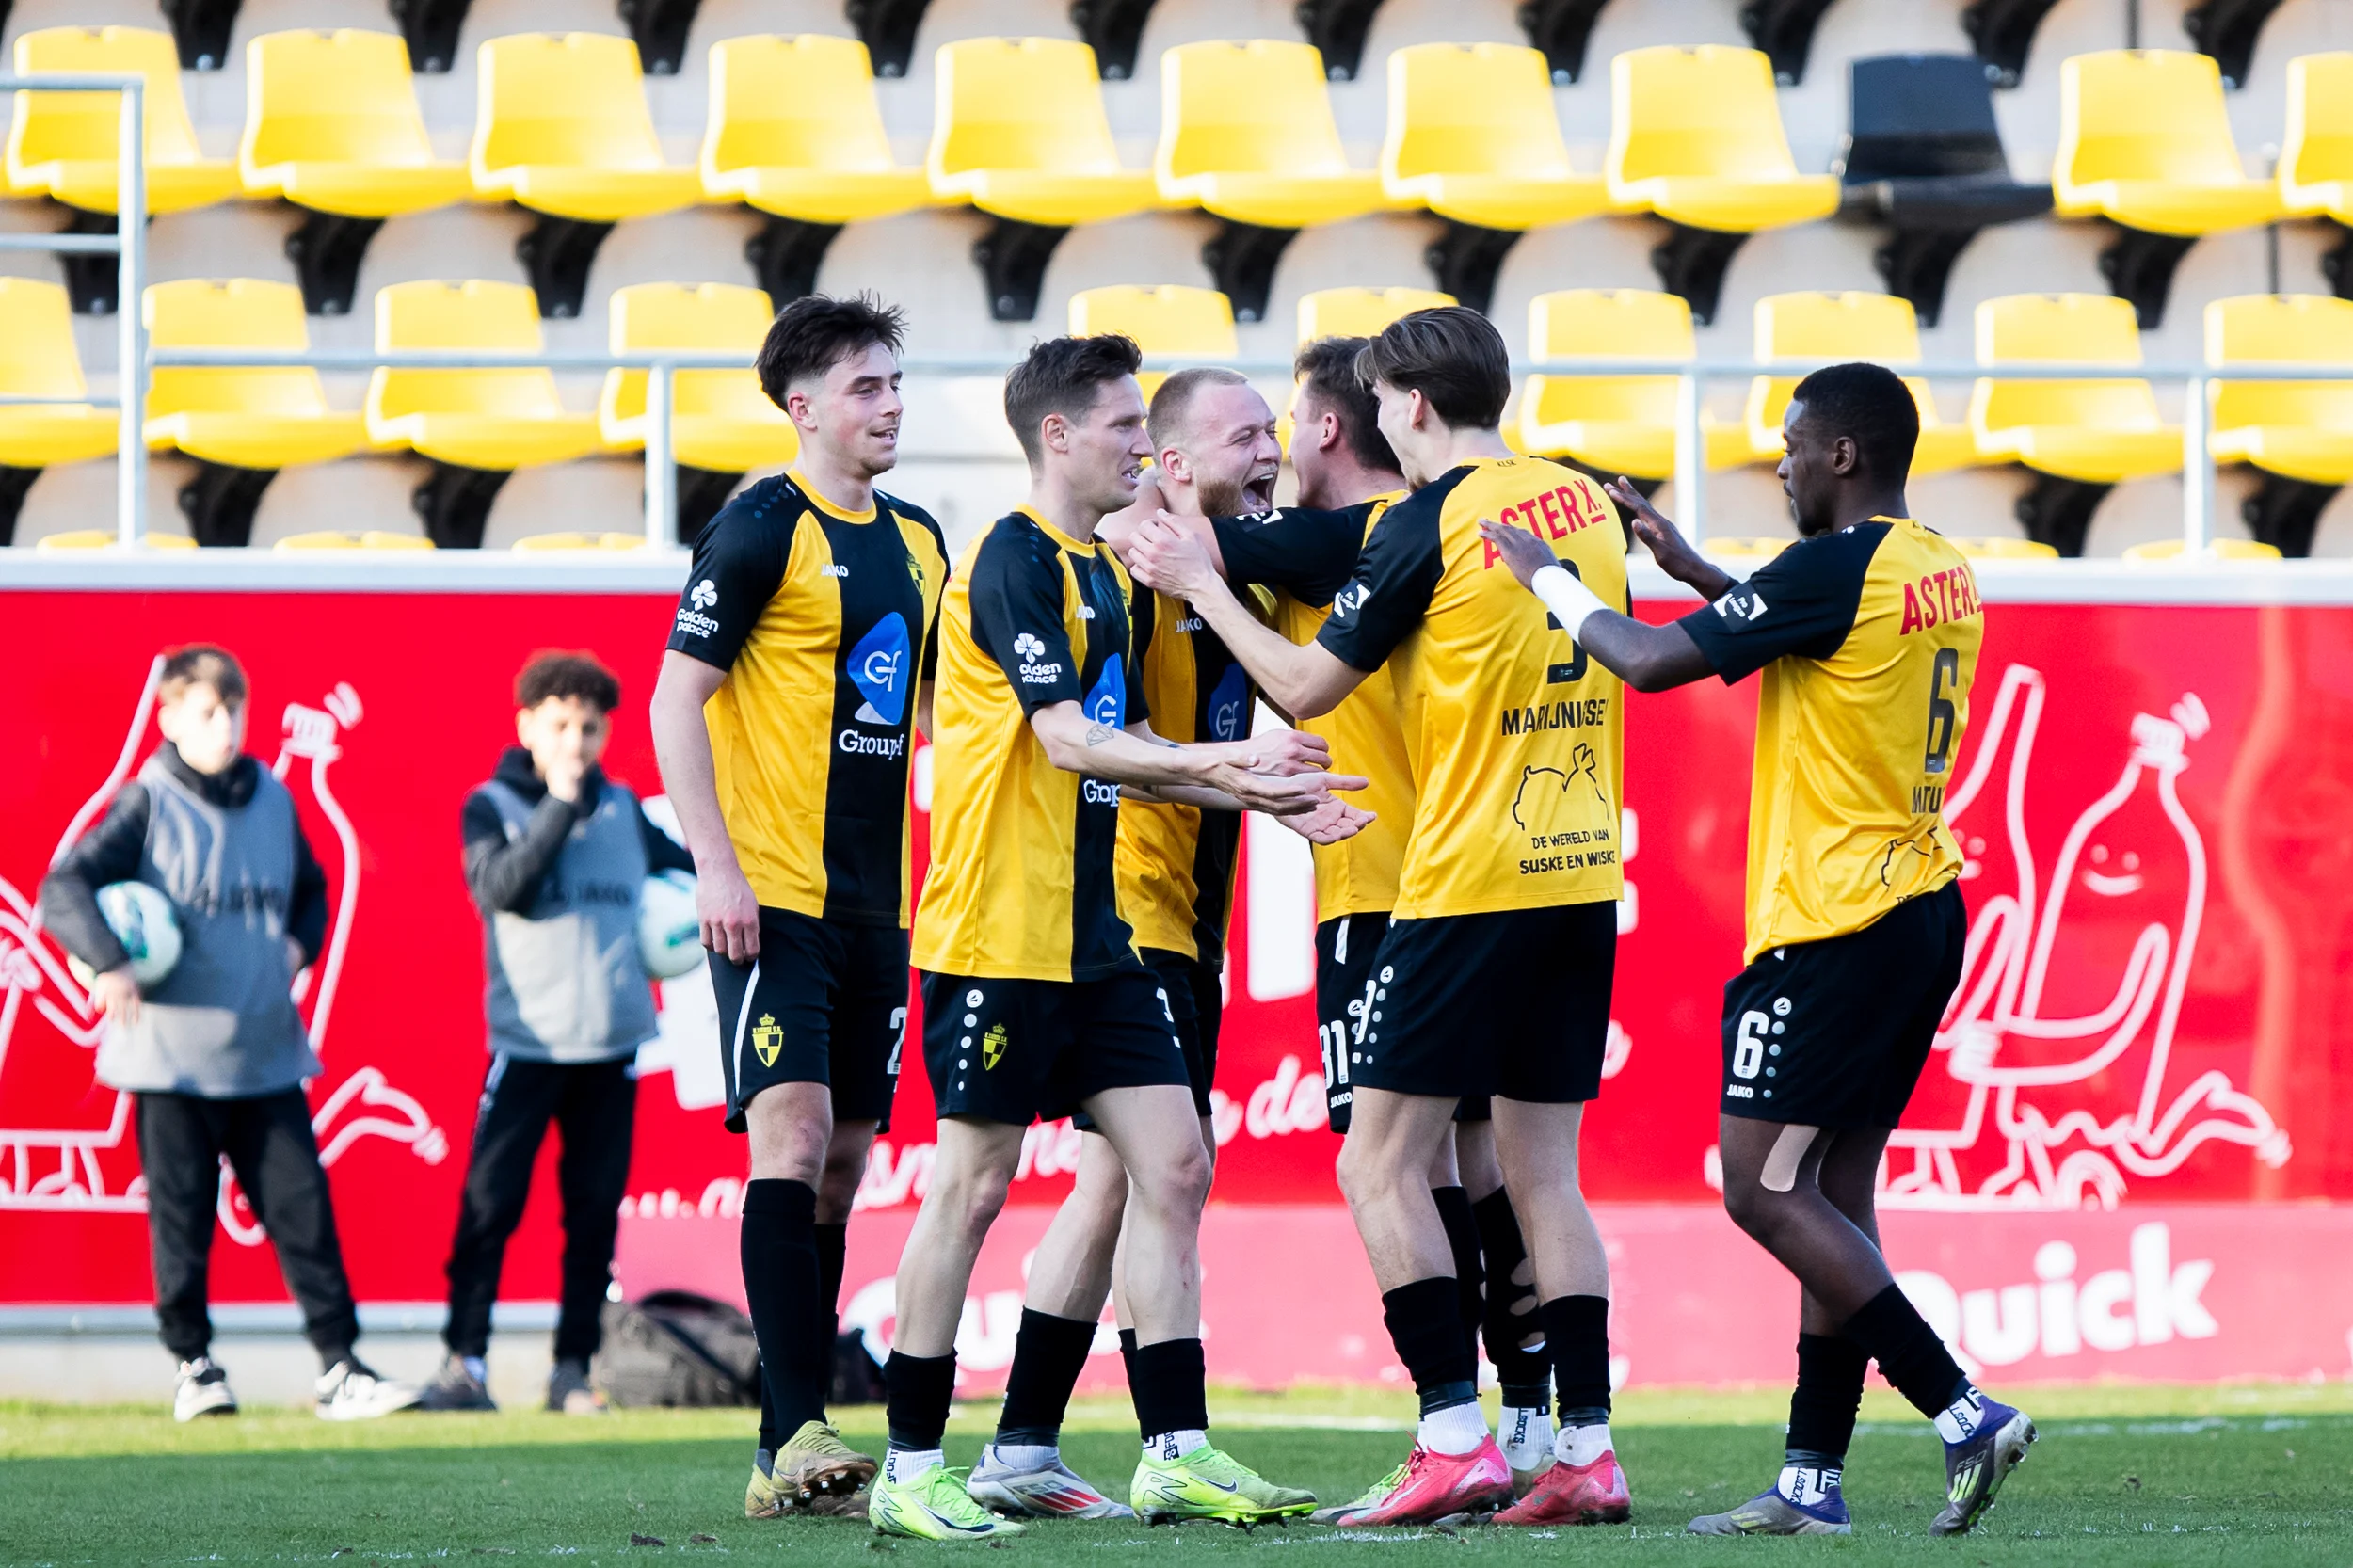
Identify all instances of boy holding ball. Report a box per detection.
[417,651,695,1414]
[40,645,419,1422]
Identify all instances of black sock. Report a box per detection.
[1786,1333,1869,1463]
[740,1178,825,1438]
[884,1350,957,1451]
[758,1361,779,1453]
[1471,1189,1549,1405]
[815,1222,847,1313]
[1117,1326,1139,1393]
[1431,1186,1486,1366]
[997,1309,1096,1447]
[1843,1283,1968,1419]
[1128,1336,1209,1445]
[1542,1294,1611,1424]
[1381,1276,1477,1414]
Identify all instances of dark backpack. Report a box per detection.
[594,1290,760,1408]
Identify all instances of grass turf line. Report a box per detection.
[2,1396,2349,1564]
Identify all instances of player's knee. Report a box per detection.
[1333,1135,1389,1213]
[1720,1173,1790,1241]
[1133,1138,1212,1217]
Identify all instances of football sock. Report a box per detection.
[741,1179,826,1436]
[1776,1461,1843,1508]
[1381,1277,1479,1415]
[1117,1325,1139,1385]
[996,1308,1096,1447]
[883,1349,957,1455]
[883,1447,944,1484]
[1932,1385,1994,1445]
[1144,1429,1209,1461]
[988,1441,1060,1471]
[1556,1419,1614,1467]
[460,1354,488,1384]
[1541,1294,1612,1427]
[1128,1337,1210,1448]
[754,1448,775,1479]
[815,1220,847,1313]
[1498,1402,1554,1474]
[1786,1333,1868,1463]
[1843,1283,1970,1420]
[1431,1185,1486,1365]
[1418,1400,1490,1456]
[757,1363,779,1453]
[1471,1188,1550,1402]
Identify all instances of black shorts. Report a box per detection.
[1719,882,1967,1129]
[919,964,1191,1128]
[1317,914,1499,1133]
[711,908,908,1135]
[1353,903,1617,1105]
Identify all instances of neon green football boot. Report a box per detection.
[1307,1457,1407,1525]
[1131,1442,1317,1527]
[868,1463,1026,1541]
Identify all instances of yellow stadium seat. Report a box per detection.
[366,280,603,472]
[1606,47,1840,233]
[2204,294,2353,486]
[1702,536,1791,560]
[1381,43,1614,232]
[1157,40,1390,229]
[1069,284,1237,405]
[1297,286,1455,344]
[471,34,701,222]
[240,30,472,220]
[700,36,934,224]
[0,278,119,472]
[1740,292,1980,475]
[6,26,241,214]
[145,280,370,471]
[2280,53,2353,221]
[599,282,798,474]
[1966,294,2182,484]
[928,39,1160,227]
[1952,536,2061,559]
[1515,289,1753,479]
[2054,51,2280,237]
[35,529,196,550]
[2122,537,2282,560]
[275,530,435,551]
[512,531,647,551]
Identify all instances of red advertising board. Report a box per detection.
[2,584,2347,1384]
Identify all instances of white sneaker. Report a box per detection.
[966,1442,1137,1519]
[315,1357,423,1421]
[173,1357,238,1422]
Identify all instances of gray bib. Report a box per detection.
[480,778,658,1063]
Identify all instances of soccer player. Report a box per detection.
[648,295,947,1520]
[1478,360,2031,1537]
[965,366,1283,1520]
[870,333,1360,1541]
[1128,308,1632,1527]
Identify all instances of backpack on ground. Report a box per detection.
[594,1290,760,1408]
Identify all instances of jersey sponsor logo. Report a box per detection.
[838,728,907,759]
[1478,485,1609,568]
[1498,696,1609,736]
[1332,582,1371,620]
[1206,662,1249,743]
[691,579,718,611]
[1174,615,1205,634]
[1898,565,1982,634]
[1713,585,1769,622]
[1081,778,1123,808]
[822,563,850,578]
[752,1012,783,1068]
[849,612,912,726]
[1083,654,1126,728]
[1013,632,1064,686]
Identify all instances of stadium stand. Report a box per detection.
[1067,283,1239,404]
[1960,0,2064,88]
[1739,291,1980,475]
[2123,535,2282,559]
[0,279,119,545]
[143,278,371,548]
[1514,287,1753,484]
[2206,293,2353,558]
[2278,52,2353,304]
[274,528,436,550]
[598,280,797,544]
[1737,0,1842,85]
[468,33,703,321]
[1155,40,1393,324]
[1381,41,1617,318]
[2052,50,2281,330]
[1605,45,1841,327]
[2183,0,2296,89]
[1296,286,1455,344]
[1294,0,1391,82]
[237,29,472,318]
[364,280,604,550]
[1967,293,2183,559]
[700,35,936,309]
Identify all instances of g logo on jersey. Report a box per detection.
[1206,662,1248,743]
[1083,654,1126,728]
[849,612,911,726]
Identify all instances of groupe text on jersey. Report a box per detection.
[1318,457,1629,920]
[1678,516,1984,962]
[1210,497,1414,920]
[913,505,1151,983]
[666,471,948,927]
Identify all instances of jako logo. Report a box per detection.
[1083,655,1126,728]
[1897,1222,2217,1372]
[849,612,911,726]
[691,580,717,611]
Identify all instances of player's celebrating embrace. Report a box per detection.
[1480,361,2028,1538]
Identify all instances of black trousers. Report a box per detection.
[135,1088,360,1368]
[441,1054,637,1364]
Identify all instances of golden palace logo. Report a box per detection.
[981,1021,1008,1070]
[752,1013,783,1068]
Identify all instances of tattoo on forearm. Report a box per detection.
[1085,724,1116,746]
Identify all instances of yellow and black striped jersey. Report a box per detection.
[1209,496,1413,921]
[1319,457,1628,920]
[667,471,947,928]
[1678,516,1983,962]
[913,506,1150,983]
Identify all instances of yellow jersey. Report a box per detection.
[1319,457,1628,920]
[1209,498,1413,920]
[667,472,947,927]
[912,506,1150,983]
[1677,516,1983,962]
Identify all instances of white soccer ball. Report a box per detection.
[638,870,705,980]
[66,880,183,991]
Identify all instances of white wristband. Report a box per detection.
[1529,564,1609,640]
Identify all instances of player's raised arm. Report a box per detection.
[1128,514,1369,719]
[1477,517,1717,694]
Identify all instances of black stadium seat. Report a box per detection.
[1960,0,2061,88]
[159,0,241,70]
[389,0,472,74]
[1293,0,1389,81]
[1518,0,1619,84]
[2184,0,2291,89]
[1738,0,1839,86]
[1835,54,2052,328]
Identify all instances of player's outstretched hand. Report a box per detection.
[1126,513,1221,600]
[1274,797,1376,844]
[1603,477,1708,580]
[88,966,140,1026]
[1215,766,1369,816]
[698,858,762,965]
[1236,728,1333,777]
[1476,518,1561,589]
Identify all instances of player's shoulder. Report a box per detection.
[878,488,947,540]
[693,473,809,555]
[959,507,1061,580]
[1775,517,1897,580]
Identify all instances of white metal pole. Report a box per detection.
[1674,370,1706,544]
[2182,375,2214,556]
[116,77,146,548]
[644,361,677,550]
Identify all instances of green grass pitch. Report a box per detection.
[4,1384,2349,1565]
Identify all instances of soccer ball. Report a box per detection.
[637,871,704,980]
[65,880,183,991]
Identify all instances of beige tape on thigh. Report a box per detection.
[1760,1124,1820,1192]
